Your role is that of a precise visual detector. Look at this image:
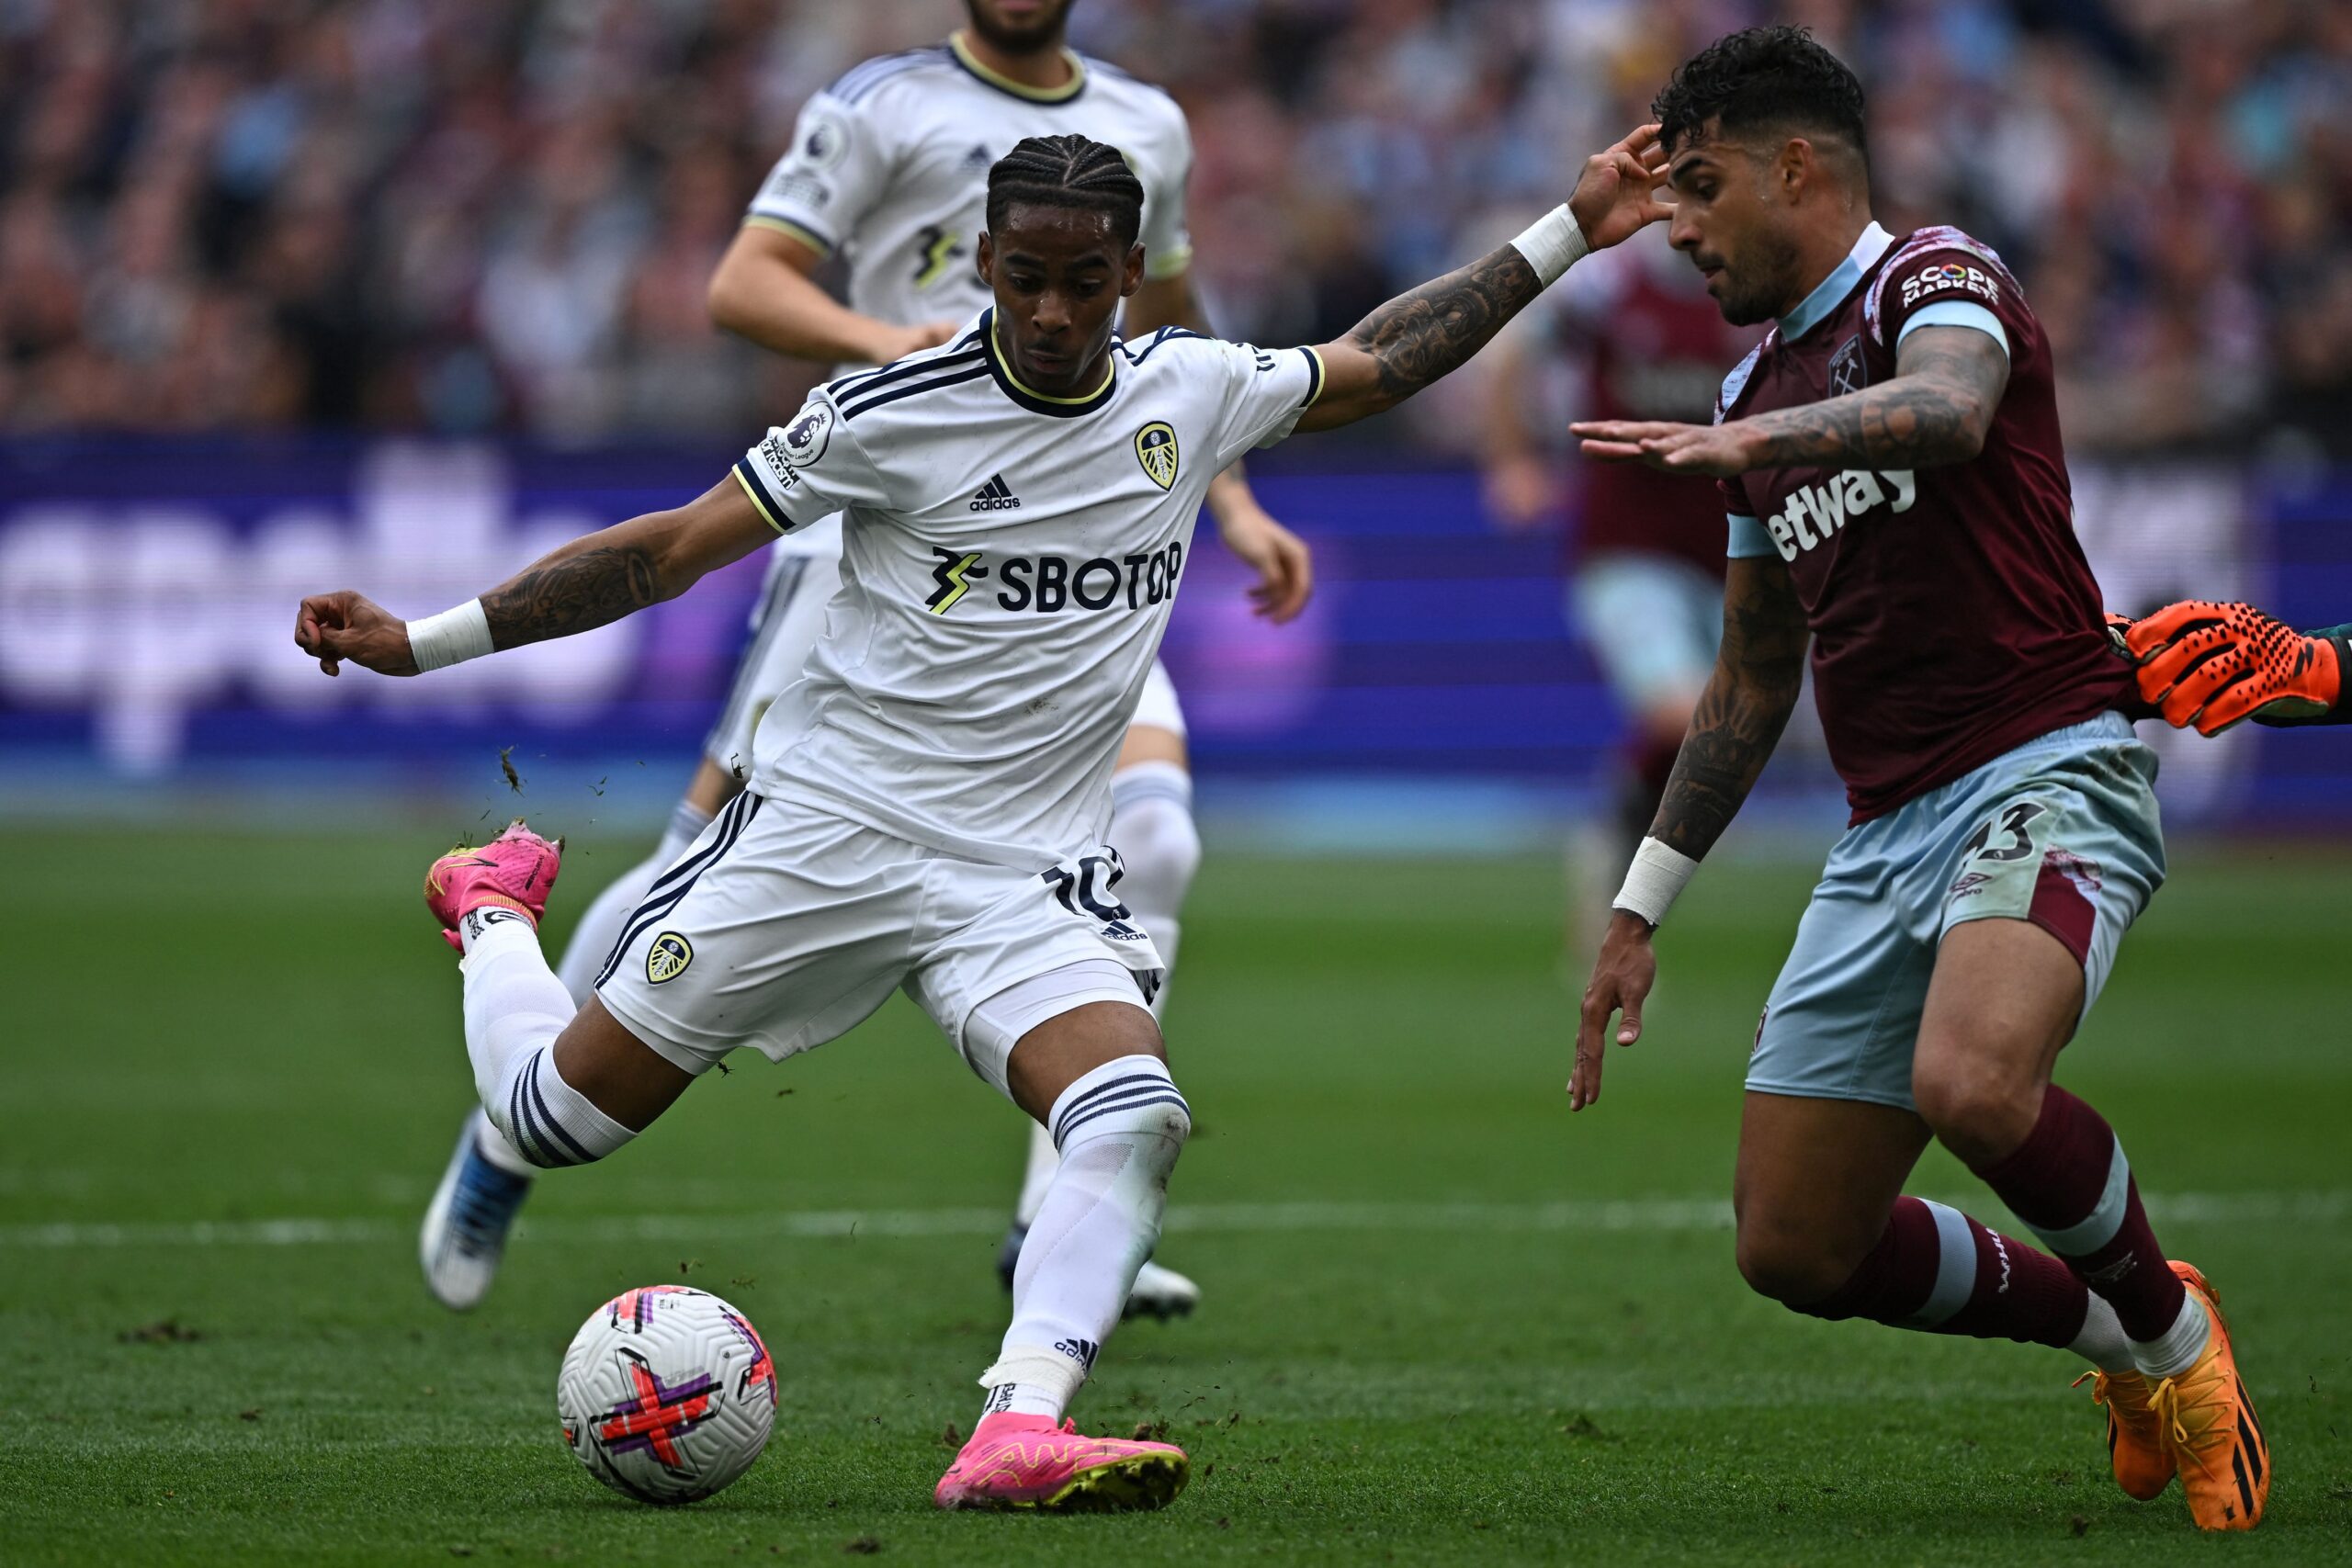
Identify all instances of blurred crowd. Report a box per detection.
[2,0,2348,457]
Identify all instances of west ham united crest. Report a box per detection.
[1827,334,1866,398]
[1133,423,1178,491]
[647,932,693,985]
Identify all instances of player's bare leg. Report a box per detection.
[1735,1086,2149,1431]
[941,1000,1193,1511]
[1917,919,2266,1529]
[1005,720,1202,1323]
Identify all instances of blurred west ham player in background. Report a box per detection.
[1480,226,1760,950]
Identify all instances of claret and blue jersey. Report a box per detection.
[1715,222,2132,821]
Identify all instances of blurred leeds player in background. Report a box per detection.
[417,0,1313,1325]
[1480,209,1761,953]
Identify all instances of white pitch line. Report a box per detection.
[0,1190,2342,1251]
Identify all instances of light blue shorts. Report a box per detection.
[1747,714,2165,1111]
[1571,552,1723,713]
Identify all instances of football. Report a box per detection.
[556,1285,776,1505]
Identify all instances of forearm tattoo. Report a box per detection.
[1745,331,2007,470]
[481,544,660,649]
[1346,244,1544,405]
[1651,563,1810,859]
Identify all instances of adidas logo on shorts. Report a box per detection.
[969,473,1022,512]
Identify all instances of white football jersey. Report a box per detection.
[746,37,1193,344]
[730,310,1323,868]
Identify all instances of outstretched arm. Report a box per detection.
[1575,324,2009,476]
[1571,555,1810,1110]
[294,476,775,677]
[1297,125,1673,434]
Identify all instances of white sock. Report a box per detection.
[459,912,632,1168]
[1107,762,1198,1021]
[2129,1292,2211,1380]
[2068,1294,2134,1375]
[1013,1118,1059,1230]
[469,1107,537,1178]
[979,1055,1191,1422]
[551,799,714,1006]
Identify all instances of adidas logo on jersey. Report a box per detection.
[968,473,1022,512]
[960,142,992,172]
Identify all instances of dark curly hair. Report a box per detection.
[986,133,1146,249]
[1654,27,1869,164]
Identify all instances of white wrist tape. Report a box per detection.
[1611,837,1700,928]
[405,600,493,672]
[1509,204,1590,287]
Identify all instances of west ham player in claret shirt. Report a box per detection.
[1568,29,2268,1530]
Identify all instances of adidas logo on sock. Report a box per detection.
[968,473,1022,512]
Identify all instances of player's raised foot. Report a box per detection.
[995,1224,1200,1322]
[933,1413,1188,1512]
[2078,1367,2173,1501]
[1125,1259,1200,1322]
[2149,1261,2269,1530]
[419,1116,533,1311]
[424,819,563,950]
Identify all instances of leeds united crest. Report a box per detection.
[1133,423,1178,491]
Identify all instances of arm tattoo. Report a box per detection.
[1651,561,1810,859]
[1345,243,1544,406]
[481,544,661,649]
[1744,329,2007,470]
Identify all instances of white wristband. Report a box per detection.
[1611,837,1700,929]
[1509,204,1590,287]
[405,600,494,672]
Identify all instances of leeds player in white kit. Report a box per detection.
[297,128,1669,1510]
[437,0,1311,1321]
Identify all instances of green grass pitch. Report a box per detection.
[3,821,2347,1565]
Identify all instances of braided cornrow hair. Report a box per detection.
[985,133,1146,249]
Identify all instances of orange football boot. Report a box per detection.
[2082,1365,2173,1501]
[2148,1262,2269,1530]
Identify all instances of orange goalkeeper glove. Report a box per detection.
[2122,600,2342,735]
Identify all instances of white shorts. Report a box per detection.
[1130,657,1187,739]
[707,519,1183,773]
[705,521,845,779]
[593,791,1166,1094]
[1570,551,1724,715]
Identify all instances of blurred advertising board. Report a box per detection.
[1,436,2343,830]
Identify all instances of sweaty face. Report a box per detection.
[978,203,1140,394]
[1665,131,1805,328]
[965,0,1074,52]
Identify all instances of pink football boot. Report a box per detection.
[933,1413,1189,1512]
[424,819,563,950]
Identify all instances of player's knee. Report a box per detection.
[1109,762,1199,915]
[1734,1219,1856,1307]
[1131,1091,1193,1153]
[1912,1054,2040,1163]
[1050,1054,1192,1165]
[487,1041,639,1170]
